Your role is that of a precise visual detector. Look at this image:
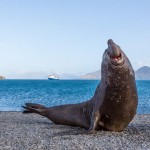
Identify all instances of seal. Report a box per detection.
[22,39,138,132]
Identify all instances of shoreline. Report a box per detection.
[0,112,150,150]
[0,110,150,115]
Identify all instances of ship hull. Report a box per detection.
[48,78,59,80]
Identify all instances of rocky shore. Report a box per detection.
[0,75,5,79]
[0,112,149,150]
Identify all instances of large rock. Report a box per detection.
[0,75,5,79]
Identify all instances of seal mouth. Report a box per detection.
[107,39,124,66]
[109,53,123,66]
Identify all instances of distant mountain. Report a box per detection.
[5,66,150,80]
[135,66,150,80]
[59,73,81,79]
[6,71,82,79]
[8,71,48,79]
[81,66,150,80]
[81,70,101,80]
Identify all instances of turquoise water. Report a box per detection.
[0,80,149,114]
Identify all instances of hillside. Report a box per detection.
[81,66,150,80]
[81,70,101,80]
[135,66,150,80]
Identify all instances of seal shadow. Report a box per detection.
[50,123,150,138]
[49,126,104,137]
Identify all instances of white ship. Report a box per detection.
[48,74,59,80]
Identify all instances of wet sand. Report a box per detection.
[0,112,150,150]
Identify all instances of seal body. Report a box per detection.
[22,39,138,132]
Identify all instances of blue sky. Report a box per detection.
[0,0,150,78]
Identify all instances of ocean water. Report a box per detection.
[0,80,149,114]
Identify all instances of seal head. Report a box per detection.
[107,39,124,66]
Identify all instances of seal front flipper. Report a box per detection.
[85,111,101,133]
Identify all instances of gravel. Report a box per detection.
[0,112,150,150]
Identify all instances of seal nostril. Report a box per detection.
[107,39,121,58]
[111,47,121,58]
[107,39,114,45]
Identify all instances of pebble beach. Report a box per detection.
[0,112,150,150]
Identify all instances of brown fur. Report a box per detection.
[22,39,138,133]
